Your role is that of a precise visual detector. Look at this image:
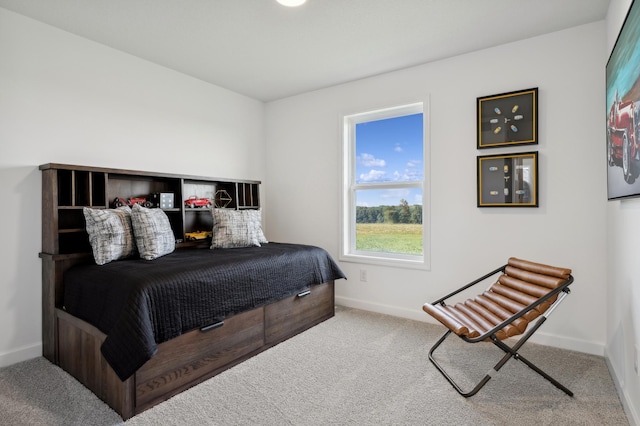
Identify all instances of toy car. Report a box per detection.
[185,231,212,240]
[113,197,153,208]
[184,196,212,208]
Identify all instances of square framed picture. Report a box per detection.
[477,88,538,149]
[477,151,538,207]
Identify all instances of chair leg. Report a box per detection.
[428,330,497,397]
[491,335,574,397]
[491,315,573,397]
[514,352,573,396]
[429,323,574,397]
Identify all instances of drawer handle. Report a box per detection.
[297,290,311,298]
[200,321,224,332]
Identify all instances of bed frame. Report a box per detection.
[40,163,336,419]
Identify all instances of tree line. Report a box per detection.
[356,199,422,224]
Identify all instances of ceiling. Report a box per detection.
[0,0,611,102]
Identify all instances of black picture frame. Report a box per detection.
[477,88,538,149]
[477,151,538,207]
[606,0,640,200]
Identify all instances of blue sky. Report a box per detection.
[355,113,423,207]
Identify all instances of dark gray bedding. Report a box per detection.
[63,243,345,381]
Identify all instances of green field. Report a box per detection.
[355,223,423,255]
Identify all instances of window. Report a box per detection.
[341,102,429,268]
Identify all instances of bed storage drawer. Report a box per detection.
[135,306,265,410]
[264,281,334,344]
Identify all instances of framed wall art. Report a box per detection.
[477,151,538,207]
[477,88,538,149]
[606,0,640,200]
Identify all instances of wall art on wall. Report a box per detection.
[477,88,538,149]
[477,151,538,207]
[606,0,640,200]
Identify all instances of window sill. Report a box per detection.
[339,252,429,271]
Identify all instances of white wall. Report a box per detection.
[0,8,265,366]
[266,22,607,356]
[606,1,640,424]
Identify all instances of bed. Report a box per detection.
[39,163,345,419]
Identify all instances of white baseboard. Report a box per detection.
[0,343,42,368]
[336,295,432,323]
[525,330,604,356]
[335,296,604,356]
[605,349,640,426]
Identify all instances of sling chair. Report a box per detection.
[423,257,574,397]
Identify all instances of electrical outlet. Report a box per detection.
[359,269,367,282]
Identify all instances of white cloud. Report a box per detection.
[359,169,386,182]
[394,144,403,153]
[391,169,423,181]
[358,153,386,167]
[406,159,421,168]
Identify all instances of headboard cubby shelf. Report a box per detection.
[40,163,261,256]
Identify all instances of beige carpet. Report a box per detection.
[0,306,629,425]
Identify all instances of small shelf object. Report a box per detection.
[112,196,153,208]
[157,193,174,209]
[185,230,213,241]
[215,189,232,208]
[184,195,212,208]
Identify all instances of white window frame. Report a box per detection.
[340,100,430,270]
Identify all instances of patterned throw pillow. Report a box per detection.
[244,209,268,245]
[83,206,137,265]
[131,203,175,260]
[210,209,268,249]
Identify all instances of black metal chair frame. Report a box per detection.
[427,264,574,397]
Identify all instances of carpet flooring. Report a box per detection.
[0,306,629,425]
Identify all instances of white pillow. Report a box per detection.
[131,203,175,260]
[210,209,268,249]
[83,206,136,265]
